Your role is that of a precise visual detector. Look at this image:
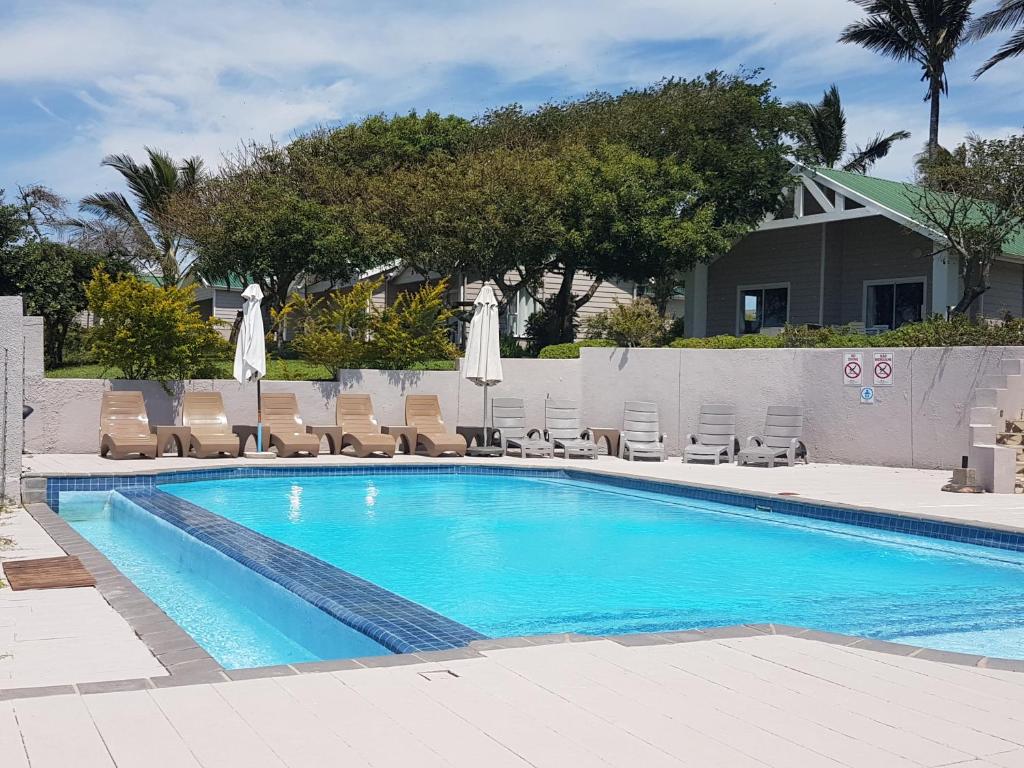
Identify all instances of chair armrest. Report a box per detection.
[684,432,696,446]
[659,433,667,444]
[526,428,544,439]
[746,435,765,448]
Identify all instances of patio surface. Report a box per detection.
[3,634,1024,767]
[23,452,1024,532]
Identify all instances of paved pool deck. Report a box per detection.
[4,632,1024,767]
[23,452,1024,532]
[4,453,1024,766]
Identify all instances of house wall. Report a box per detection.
[706,216,937,336]
[978,260,1024,318]
[835,217,934,324]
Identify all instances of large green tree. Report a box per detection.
[73,148,204,286]
[791,84,911,173]
[968,0,1024,75]
[909,133,1024,314]
[0,188,127,366]
[839,0,975,159]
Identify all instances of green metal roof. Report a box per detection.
[810,166,1024,258]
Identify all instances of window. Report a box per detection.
[865,279,925,330]
[738,285,789,335]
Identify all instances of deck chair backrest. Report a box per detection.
[491,397,527,440]
[260,393,305,434]
[545,399,582,442]
[760,406,803,449]
[406,394,446,433]
[622,401,661,444]
[337,394,380,434]
[181,392,231,436]
[100,391,150,439]
[697,404,735,446]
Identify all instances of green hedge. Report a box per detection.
[669,317,1024,349]
[538,338,618,359]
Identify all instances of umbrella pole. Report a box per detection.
[482,383,489,447]
[257,377,263,452]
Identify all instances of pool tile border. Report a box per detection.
[116,487,486,655]
[4,621,1023,702]
[43,464,1024,553]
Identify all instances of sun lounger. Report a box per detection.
[260,393,321,458]
[683,404,737,464]
[181,392,240,458]
[736,406,807,467]
[405,395,467,457]
[619,401,667,461]
[492,398,554,458]
[98,391,158,459]
[336,395,396,458]
[544,399,597,459]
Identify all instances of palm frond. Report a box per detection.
[78,191,142,225]
[970,0,1024,75]
[843,129,912,173]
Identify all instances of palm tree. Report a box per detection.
[968,0,1024,76]
[75,148,204,286]
[838,0,975,159]
[791,84,911,173]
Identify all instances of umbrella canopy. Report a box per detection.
[233,284,267,384]
[463,284,503,387]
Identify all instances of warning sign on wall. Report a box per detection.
[873,351,894,386]
[843,352,864,386]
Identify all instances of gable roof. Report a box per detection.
[808,166,1024,259]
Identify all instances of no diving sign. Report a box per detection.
[873,351,894,386]
[843,352,864,386]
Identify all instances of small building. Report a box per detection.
[682,166,1024,338]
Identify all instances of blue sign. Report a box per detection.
[860,386,875,404]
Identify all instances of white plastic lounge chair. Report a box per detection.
[736,406,807,467]
[619,401,667,461]
[544,399,598,459]
[492,398,554,458]
[683,404,737,465]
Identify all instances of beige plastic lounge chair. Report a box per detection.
[260,393,321,458]
[683,404,737,465]
[492,398,554,458]
[544,399,597,459]
[99,391,158,459]
[336,395,396,458]
[737,406,807,467]
[619,401,667,461]
[181,392,240,458]
[405,395,467,457]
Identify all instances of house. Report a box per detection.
[681,166,1024,338]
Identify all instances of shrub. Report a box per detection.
[584,298,668,347]
[538,338,617,358]
[283,279,458,374]
[669,334,780,349]
[85,271,229,384]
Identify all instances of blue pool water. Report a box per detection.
[62,492,390,668]
[160,472,1024,660]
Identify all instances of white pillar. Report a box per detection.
[684,263,709,338]
[931,242,960,318]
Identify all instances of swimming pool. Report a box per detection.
[149,470,1024,660]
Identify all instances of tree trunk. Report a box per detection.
[551,269,577,344]
[951,256,991,315]
[927,79,941,160]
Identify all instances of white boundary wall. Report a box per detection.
[19,323,1021,469]
[0,297,25,502]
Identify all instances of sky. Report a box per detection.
[0,0,1021,207]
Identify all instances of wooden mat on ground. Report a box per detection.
[3,556,95,591]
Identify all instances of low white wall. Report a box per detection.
[0,297,24,501]
[22,344,1020,470]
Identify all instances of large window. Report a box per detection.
[738,284,789,335]
[865,279,925,330]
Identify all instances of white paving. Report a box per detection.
[1,637,1023,767]
[0,507,165,689]
[24,452,1024,530]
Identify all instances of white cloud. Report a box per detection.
[0,0,1018,199]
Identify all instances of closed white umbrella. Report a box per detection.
[234,284,267,450]
[463,285,503,450]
